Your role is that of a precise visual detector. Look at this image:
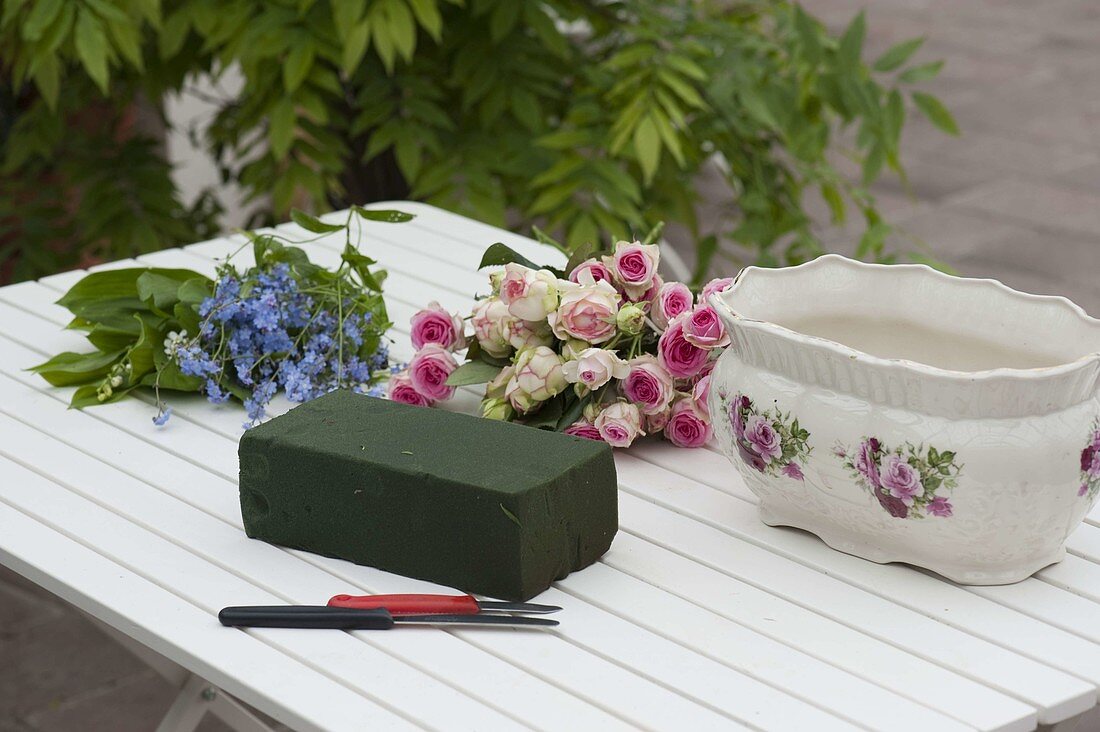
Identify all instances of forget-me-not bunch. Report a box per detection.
[156,250,390,428]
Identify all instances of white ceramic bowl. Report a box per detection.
[708,254,1100,584]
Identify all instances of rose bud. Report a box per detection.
[471,298,513,359]
[657,313,709,378]
[561,347,629,391]
[507,317,555,351]
[410,301,465,351]
[665,396,712,448]
[407,343,459,401]
[594,401,645,448]
[700,276,735,302]
[621,355,675,415]
[564,420,604,441]
[498,263,559,321]
[691,373,712,418]
[569,258,615,287]
[616,303,647,335]
[683,304,730,349]
[480,397,515,421]
[651,281,693,331]
[505,346,566,413]
[485,365,514,399]
[388,371,433,407]
[645,405,671,434]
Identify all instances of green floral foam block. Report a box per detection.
[238,390,618,601]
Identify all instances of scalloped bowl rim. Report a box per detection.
[708,254,1100,381]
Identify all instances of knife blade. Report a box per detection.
[219,605,559,630]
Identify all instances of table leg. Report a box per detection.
[87,613,274,732]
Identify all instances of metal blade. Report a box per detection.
[393,613,559,628]
[477,601,562,614]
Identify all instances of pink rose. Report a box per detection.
[471,298,513,359]
[665,397,712,448]
[499,263,559,321]
[569,258,615,287]
[621,355,675,415]
[701,277,735,302]
[651,281,693,331]
[407,344,458,401]
[564,420,604,441]
[744,415,781,462]
[388,371,432,407]
[682,305,730,349]
[410,301,464,351]
[645,406,671,433]
[548,274,620,344]
[562,348,629,390]
[691,374,711,418]
[926,496,953,517]
[657,314,709,378]
[606,240,659,299]
[880,455,923,504]
[594,401,645,448]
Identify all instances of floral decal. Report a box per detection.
[837,439,960,519]
[1080,419,1100,500]
[724,392,811,480]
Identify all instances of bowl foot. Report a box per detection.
[757,501,1066,585]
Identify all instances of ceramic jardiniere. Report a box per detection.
[708,254,1100,584]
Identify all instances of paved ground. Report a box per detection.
[809,0,1100,316]
[2,1,1098,729]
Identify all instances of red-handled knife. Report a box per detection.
[327,593,561,615]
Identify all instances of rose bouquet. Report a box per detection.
[33,207,408,428]
[390,231,734,449]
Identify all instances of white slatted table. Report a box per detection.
[1,202,1099,732]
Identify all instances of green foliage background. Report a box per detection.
[0,0,955,284]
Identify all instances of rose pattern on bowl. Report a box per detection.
[1080,418,1100,500]
[837,438,961,520]
[721,390,810,480]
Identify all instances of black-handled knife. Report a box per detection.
[218,605,559,630]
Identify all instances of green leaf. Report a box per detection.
[446,360,502,386]
[284,41,315,92]
[269,97,296,159]
[29,349,125,387]
[633,115,661,184]
[23,0,63,41]
[291,208,345,233]
[793,5,821,63]
[478,242,540,270]
[838,10,866,70]
[74,7,110,93]
[898,60,944,84]
[32,55,60,109]
[408,0,443,41]
[137,271,196,312]
[522,396,563,429]
[873,37,924,72]
[352,206,415,223]
[342,20,371,72]
[912,92,959,135]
